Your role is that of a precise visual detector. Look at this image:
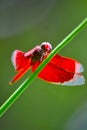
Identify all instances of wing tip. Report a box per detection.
[50,73,85,86]
[11,50,19,68]
[9,81,13,85]
[11,50,23,69]
[75,62,84,73]
[62,74,85,86]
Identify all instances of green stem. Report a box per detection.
[0,18,87,117]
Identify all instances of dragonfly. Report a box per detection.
[9,42,85,86]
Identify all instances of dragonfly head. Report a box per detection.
[41,42,52,53]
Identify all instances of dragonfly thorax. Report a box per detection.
[31,48,45,62]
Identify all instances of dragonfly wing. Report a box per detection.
[10,50,32,84]
[32,54,85,86]
[9,66,31,84]
[51,54,84,73]
[11,50,31,71]
[62,73,85,86]
[11,50,23,70]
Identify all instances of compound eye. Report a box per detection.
[41,42,52,52]
[41,44,46,51]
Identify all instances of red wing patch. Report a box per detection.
[51,54,84,73]
[10,50,32,84]
[32,61,74,83]
[32,54,85,86]
[11,50,31,71]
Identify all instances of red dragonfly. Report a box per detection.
[9,42,85,86]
